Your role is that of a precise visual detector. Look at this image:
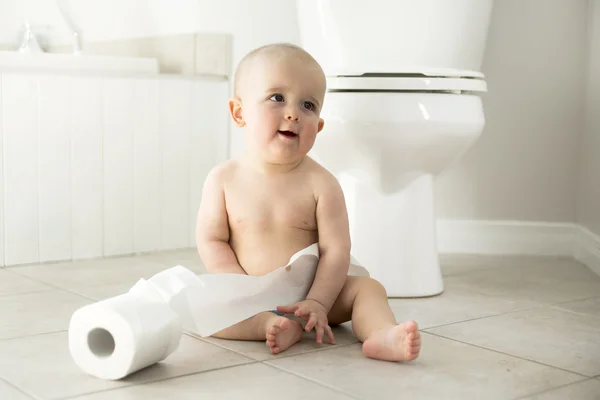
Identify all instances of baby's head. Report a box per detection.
[229,43,326,167]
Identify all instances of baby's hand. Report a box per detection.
[276,300,336,345]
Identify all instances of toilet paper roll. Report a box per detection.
[68,290,182,380]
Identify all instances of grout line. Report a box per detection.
[420,293,600,332]
[0,268,98,302]
[56,360,261,400]
[548,305,600,320]
[420,305,548,331]
[423,331,593,378]
[512,377,596,400]
[0,287,54,299]
[193,333,360,362]
[0,376,40,400]
[0,329,67,342]
[260,362,362,400]
[551,294,600,305]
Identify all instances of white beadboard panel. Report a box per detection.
[2,73,40,265]
[103,78,134,256]
[189,80,230,246]
[0,74,3,266]
[133,78,160,253]
[159,79,192,250]
[38,75,72,263]
[71,77,103,260]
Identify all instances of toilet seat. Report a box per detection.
[326,69,487,93]
[327,76,487,93]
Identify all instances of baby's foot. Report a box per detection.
[265,317,303,355]
[362,320,421,362]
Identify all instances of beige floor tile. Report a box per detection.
[440,259,600,305]
[137,249,207,274]
[390,275,544,329]
[200,322,359,361]
[67,282,137,301]
[72,363,354,400]
[0,331,254,400]
[267,333,584,400]
[0,379,32,400]
[0,290,91,340]
[9,257,171,290]
[521,378,600,399]
[0,269,54,297]
[428,307,600,376]
[552,297,600,319]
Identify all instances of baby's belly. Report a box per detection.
[230,228,318,276]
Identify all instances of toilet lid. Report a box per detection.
[326,76,487,93]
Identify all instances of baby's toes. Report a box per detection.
[267,325,280,336]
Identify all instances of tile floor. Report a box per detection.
[1,251,599,399]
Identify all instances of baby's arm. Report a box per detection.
[195,166,246,275]
[305,171,352,312]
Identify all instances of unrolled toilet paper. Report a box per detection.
[131,243,321,337]
[69,243,368,380]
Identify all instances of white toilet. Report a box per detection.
[296,0,494,297]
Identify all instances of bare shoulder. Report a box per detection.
[303,156,344,199]
[204,159,239,188]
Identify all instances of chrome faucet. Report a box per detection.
[55,0,83,54]
[17,22,44,53]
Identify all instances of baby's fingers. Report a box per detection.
[276,304,298,314]
[315,323,324,344]
[305,312,318,332]
[294,306,310,318]
[325,325,336,345]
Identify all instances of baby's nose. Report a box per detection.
[286,114,299,121]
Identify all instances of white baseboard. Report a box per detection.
[574,226,600,276]
[436,219,600,276]
[436,220,578,256]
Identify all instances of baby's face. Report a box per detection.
[235,54,326,166]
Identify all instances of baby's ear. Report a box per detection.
[228,97,245,127]
[317,118,325,133]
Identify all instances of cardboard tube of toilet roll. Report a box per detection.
[68,291,182,380]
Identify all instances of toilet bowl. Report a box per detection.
[296,0,493,297]
[310,73,487,297]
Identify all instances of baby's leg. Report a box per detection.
[212,311,303,354]
[328,276,421,362]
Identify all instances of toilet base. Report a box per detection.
[340,173,444,298]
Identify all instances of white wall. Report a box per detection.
[434,0,589,223]
[577,0,600,237]
[0,0,200,48]
[1,0,596,231]
[195,0,301,158]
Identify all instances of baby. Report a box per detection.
[195,43,421,362]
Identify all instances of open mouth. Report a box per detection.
[277,130,298,139]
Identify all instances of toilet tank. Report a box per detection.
[296,0,494,77]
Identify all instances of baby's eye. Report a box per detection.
[302,101,316,111]
[269,94,284,102]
